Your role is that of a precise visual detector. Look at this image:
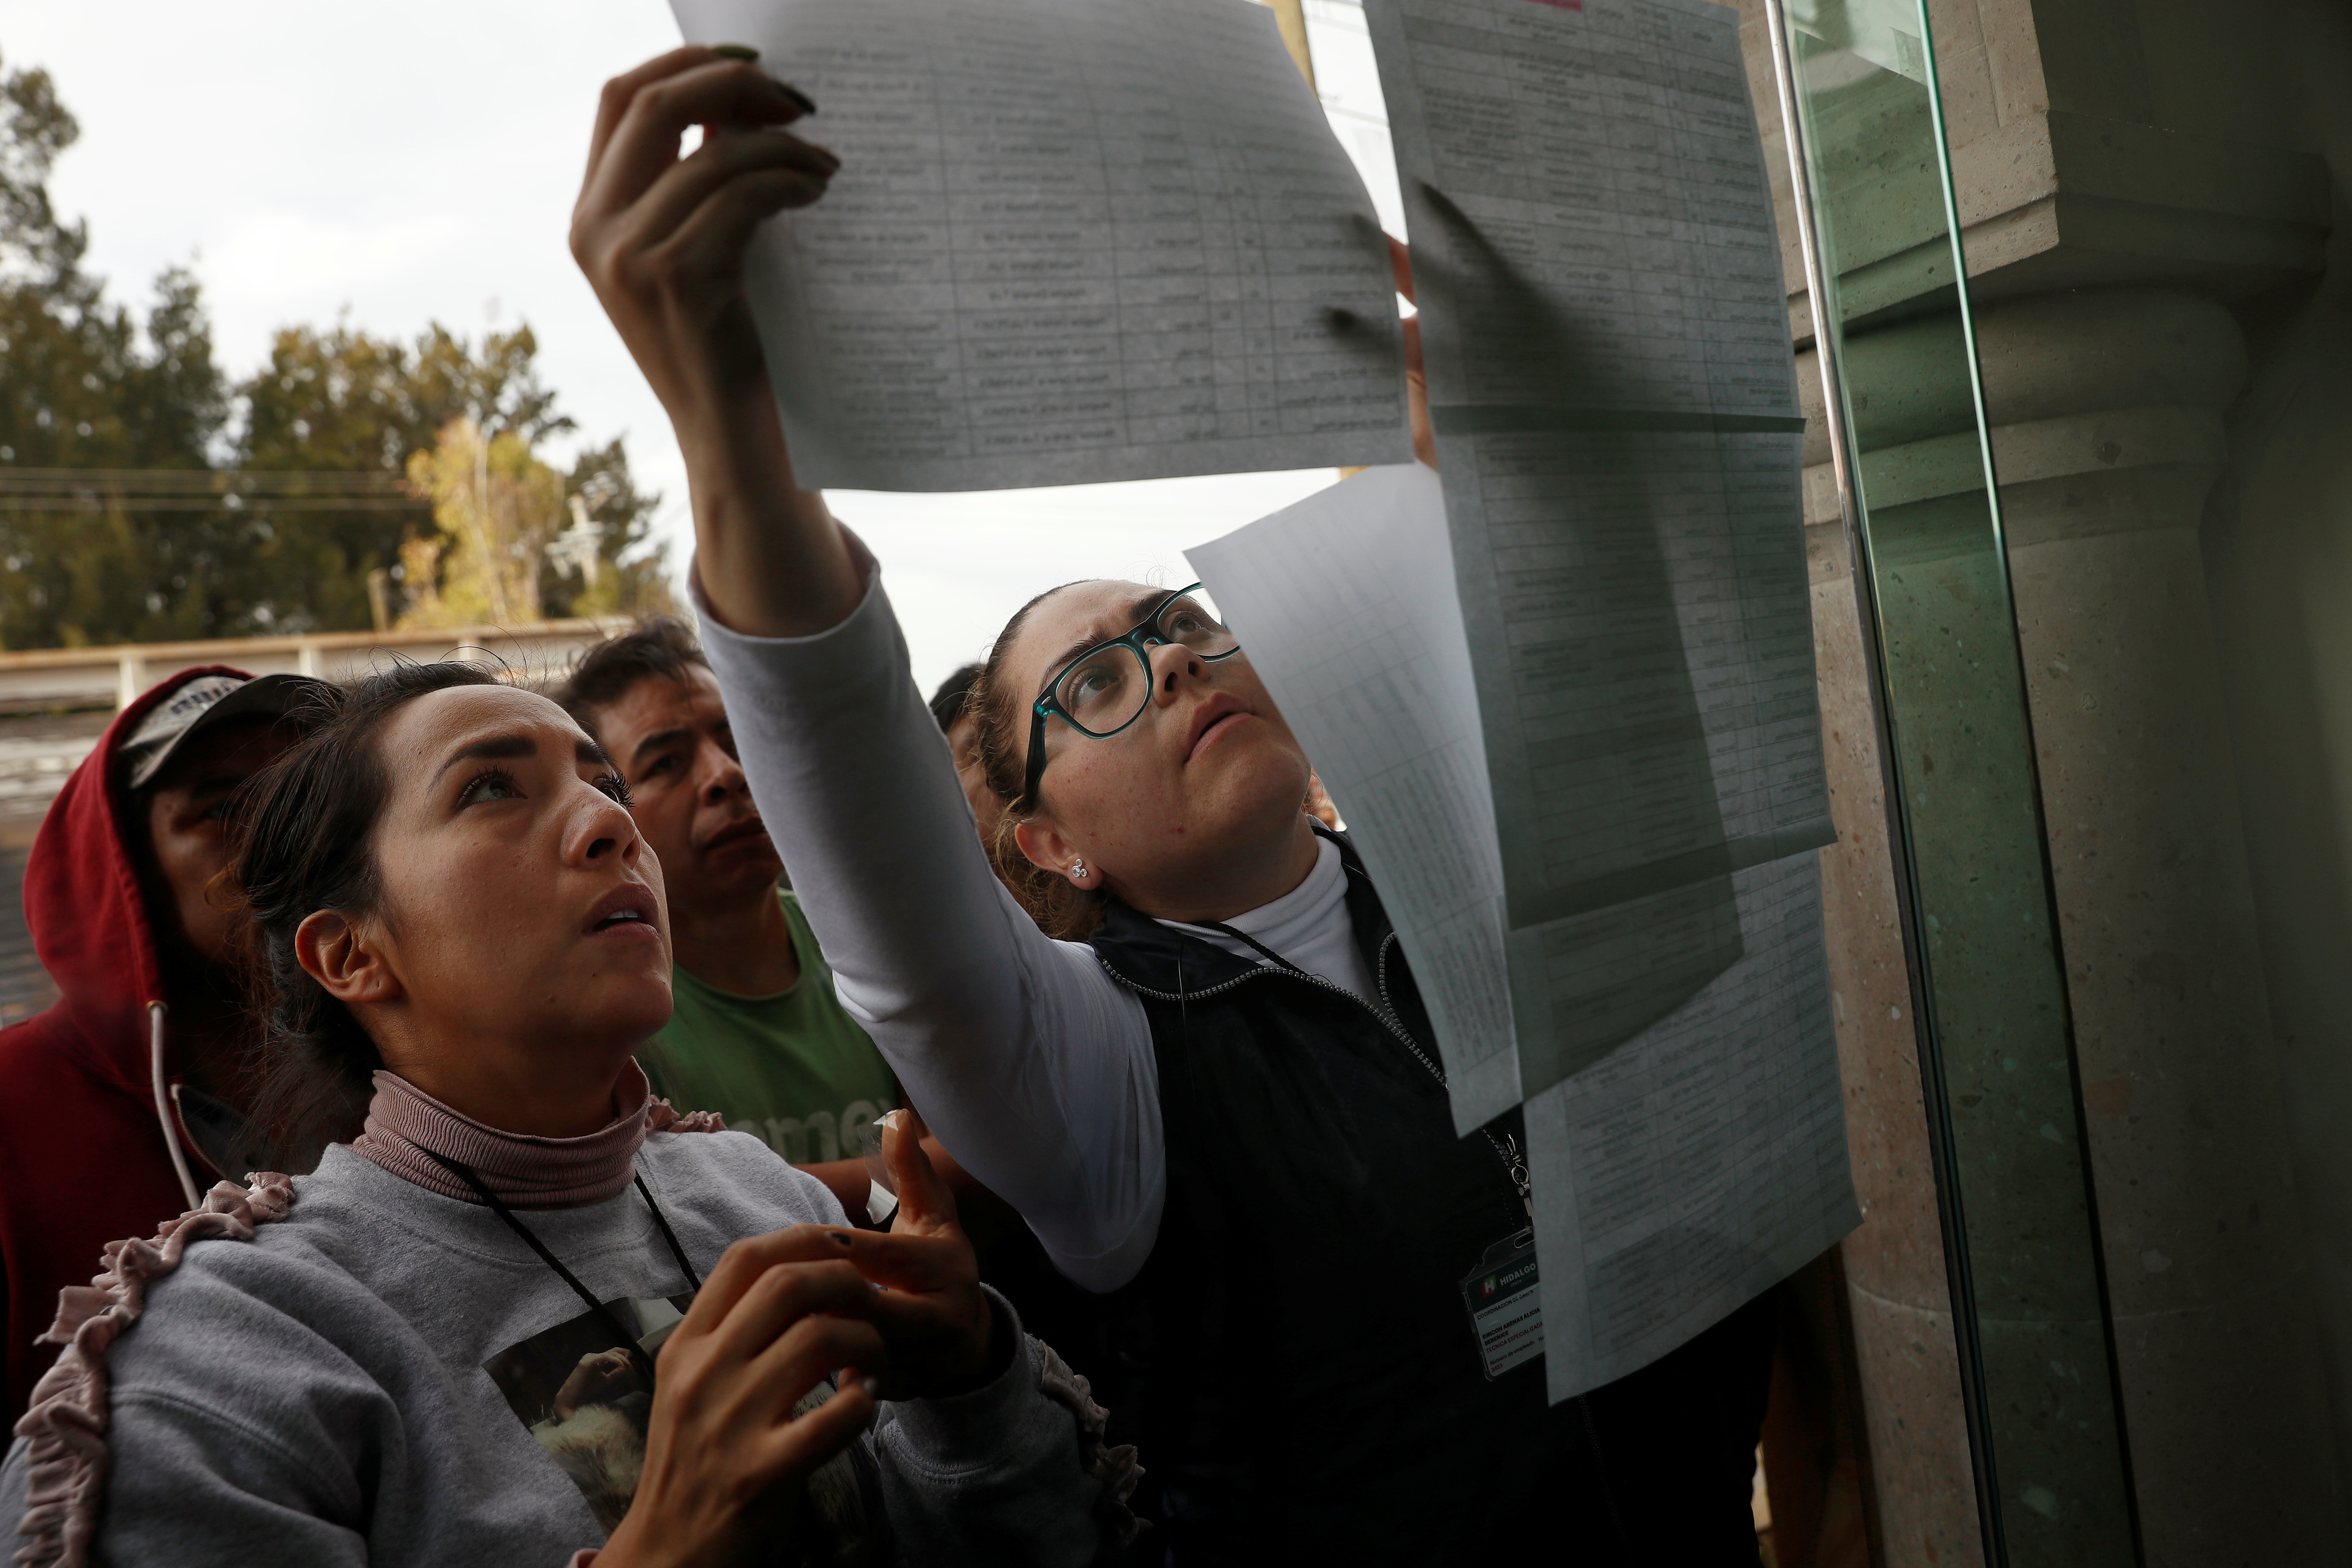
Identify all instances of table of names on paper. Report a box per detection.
[1363,0,1828,957]
[1378,0,1798,421]
[1455,429,1830,926]
[677,0,1415,491]
[1529,855,1856,1395]
[1193,470,1859,1400]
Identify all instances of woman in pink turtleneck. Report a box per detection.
[2,661,1131,1568]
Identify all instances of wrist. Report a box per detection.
[681,467,860,640]
[922,1293,1013,1400]
[593,1513,668,1568]
[674,385,795,486]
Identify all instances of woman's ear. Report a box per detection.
[1013,818,1092,887]
[294,908,400,1008]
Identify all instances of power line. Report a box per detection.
[0,467,430,513]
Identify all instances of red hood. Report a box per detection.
[24,665,253,1093]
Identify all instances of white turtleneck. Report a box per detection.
[1161,835,1378,1005]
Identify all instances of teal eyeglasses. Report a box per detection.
[1019,583,1240,809]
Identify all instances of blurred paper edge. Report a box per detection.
[1188,464,1522,1131]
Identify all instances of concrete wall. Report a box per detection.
[1732,0,2352,1559]
[1970,2,2352,1556]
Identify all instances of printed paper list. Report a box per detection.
[674,0,1415,490]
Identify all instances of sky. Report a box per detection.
[0,0,1404,695]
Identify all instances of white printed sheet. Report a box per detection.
[1363,0,1850,1399]
[1194,466,1856,1400]
[1189,464,1523,1126]
[1363,0,1836,1100]
[671,0,1416,490]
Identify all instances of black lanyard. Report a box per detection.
[419,1149,703,1384]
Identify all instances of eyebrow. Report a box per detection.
[432,732,612,782]
[628,725,692,770]
[1037,591,1171,696]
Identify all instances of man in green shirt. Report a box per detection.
[555,619,898,1217]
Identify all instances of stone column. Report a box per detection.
[1972,285,2346,1559]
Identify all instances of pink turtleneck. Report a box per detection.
[349,1060,724,1208]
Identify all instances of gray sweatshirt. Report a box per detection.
[1,1132,1109,1566]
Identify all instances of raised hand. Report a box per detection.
[571,47,861,640]
[597,1228,888,1568]
[571,46,832,427]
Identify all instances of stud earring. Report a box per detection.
[1072,858,1087,885]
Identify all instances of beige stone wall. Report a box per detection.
[1727,0,2352,1557]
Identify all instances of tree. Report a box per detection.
[0,51,670,649]
[241,331,674,629]
[552,438,674,619]
[0,49,233,647]
[398,418,563,627]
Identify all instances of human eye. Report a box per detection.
[1060,650,1141,726]
[594,771,636,808]
[1162,598,1220,638]
[1065,655,1130,704]
[456,766,524,808]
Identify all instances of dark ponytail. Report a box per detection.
[232,660,504,1167]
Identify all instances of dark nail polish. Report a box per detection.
[711,43,759,60]
[776,81,819,116]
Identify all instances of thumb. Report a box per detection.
[885,1108,959,1237]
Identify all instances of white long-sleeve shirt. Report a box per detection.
[695,556,1368,1291]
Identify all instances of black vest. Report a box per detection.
[1087,830,1568,1562]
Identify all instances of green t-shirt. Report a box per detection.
[640,890,899,1166]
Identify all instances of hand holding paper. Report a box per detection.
[669,0,1416,491]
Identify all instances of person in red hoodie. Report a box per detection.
[0,665,325,1421]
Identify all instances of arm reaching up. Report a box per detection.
[569,46,860,639]
[572,51,1167,1290]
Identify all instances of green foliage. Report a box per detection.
[0,55,94,302]
[0,48,669,650]
[400,418,564,627]
[0,46,230,647]
[554,438,674,620]
[231,320,667,633]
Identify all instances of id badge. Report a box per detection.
[1459,1229,1542,1379]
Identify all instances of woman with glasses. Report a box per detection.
[573,46,1777,1566]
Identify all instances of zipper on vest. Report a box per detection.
[1374,929,1532,1222]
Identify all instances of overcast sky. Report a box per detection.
[2,0,1402,694]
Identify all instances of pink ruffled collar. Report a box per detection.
[13,1176,297,1568]
[349,1061,724,1209]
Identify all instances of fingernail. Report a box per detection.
[711,43,760,61]
[776,81,819,116]
[860,1376,881,1400]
